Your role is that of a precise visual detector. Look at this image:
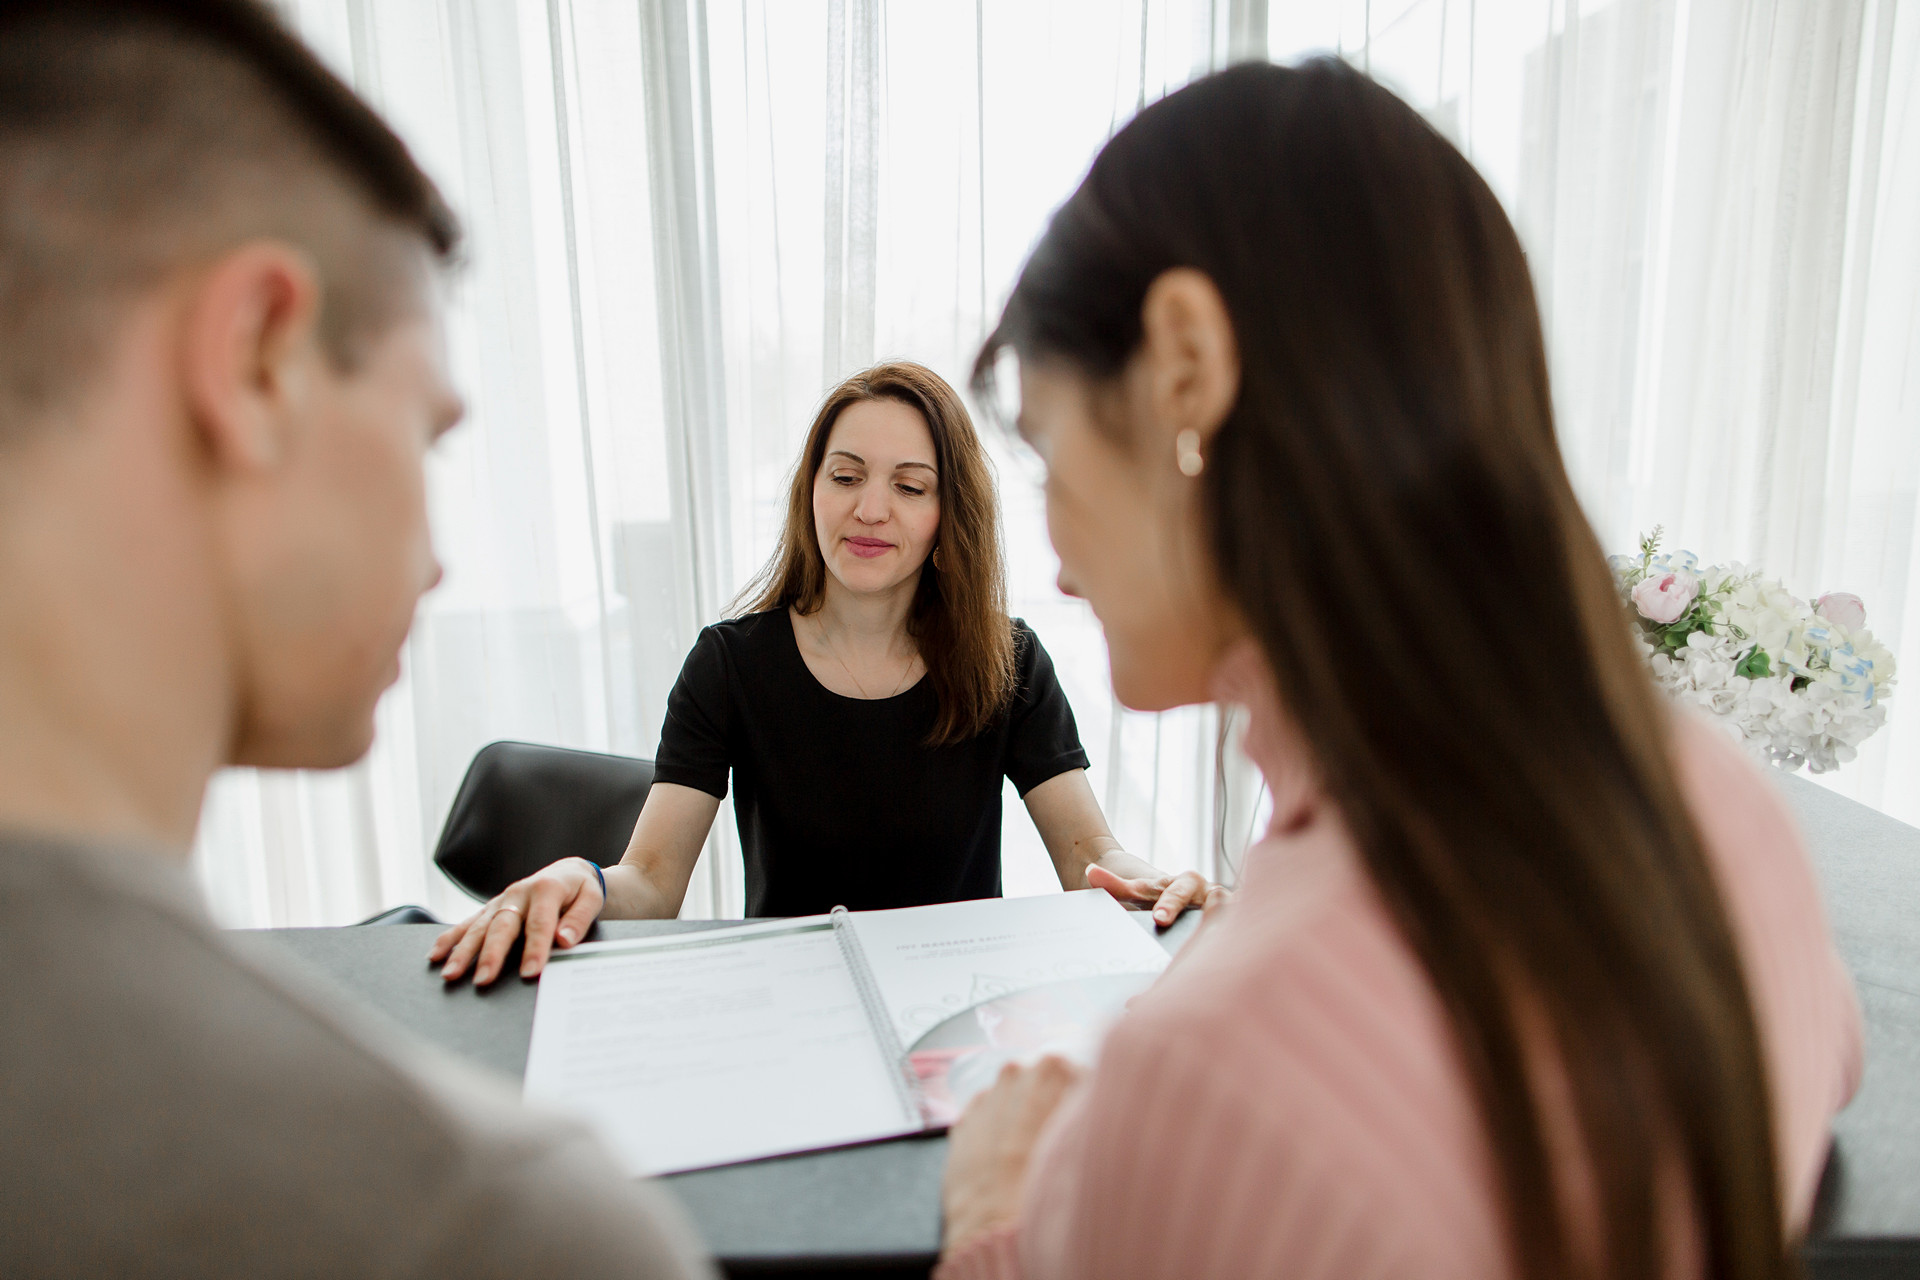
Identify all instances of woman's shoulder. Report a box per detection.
[1667,711,1831,928]
[1666,710,1863,1224]
[669,611,793,698]
[704,608,788,641]
[687,610,791,661]
[1007,616,1054,680]
[1669,710,1780,812]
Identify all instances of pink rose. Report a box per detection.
[1816,592,1866,631]
[1632,570,1699,625]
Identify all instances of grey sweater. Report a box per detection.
[0,832,715,1279]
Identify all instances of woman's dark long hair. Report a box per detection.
[977,60,1787,1280]
[738,361,1016,745]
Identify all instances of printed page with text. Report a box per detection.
[521,893,1170,1175]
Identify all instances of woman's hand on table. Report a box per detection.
[1086,861,1231,926]
[1023,771,1228,923]
[428,857,606,986]
[941,1055,1085,1259]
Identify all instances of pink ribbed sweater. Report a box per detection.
[938,654,1863,1280]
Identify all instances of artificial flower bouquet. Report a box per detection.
[1610,529,1897,773]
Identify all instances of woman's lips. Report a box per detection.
[845,537,893,559]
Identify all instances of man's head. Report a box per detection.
[0,0,464,779]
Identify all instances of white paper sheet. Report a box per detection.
[845,891,1171,1048]
[523,919,916,1175]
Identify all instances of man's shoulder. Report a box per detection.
[0,836,440,1126]
[0,835,710,1278]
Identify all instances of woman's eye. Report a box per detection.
[897,484,925,497]
[831,473,859,486]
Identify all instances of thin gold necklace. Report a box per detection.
[816,615,916,699]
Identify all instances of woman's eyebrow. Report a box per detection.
[827,449,935,475]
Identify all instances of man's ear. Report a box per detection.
[1135,267,1241,452]
[179,242,325,472]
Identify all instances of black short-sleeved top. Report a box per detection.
[652,610,1090,917]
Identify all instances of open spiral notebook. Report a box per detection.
[522,890,1170,1175]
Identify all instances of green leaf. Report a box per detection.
[1734,647,1772,679]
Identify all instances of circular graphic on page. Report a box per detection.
[905,972,1156,1127]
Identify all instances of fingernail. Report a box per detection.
[557,927,575,945]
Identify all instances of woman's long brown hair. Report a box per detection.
[738,361,1016,745]
[977,60,1789,1280]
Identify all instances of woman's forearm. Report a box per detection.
[600,860,683,919]
[1021,772,1215,917]
[1023,770,1128,890]
[602,781,721,919]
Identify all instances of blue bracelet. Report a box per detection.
[583,858,608,907]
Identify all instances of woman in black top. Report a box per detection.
[654,609,1087,916]
[436,361,1212,987]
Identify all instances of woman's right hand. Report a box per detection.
[429,857,607,986]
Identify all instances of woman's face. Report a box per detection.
[812,397,942,598]
[1015,273,1244,710]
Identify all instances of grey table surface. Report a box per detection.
[251,773,1919,1276]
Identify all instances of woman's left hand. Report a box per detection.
[941,1055,1085,1259]
[1087,863,1229,926]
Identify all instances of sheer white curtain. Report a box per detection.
[1385,0,1920,822]
[195,0,1918,928]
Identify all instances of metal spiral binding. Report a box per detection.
[831,905,927,1129]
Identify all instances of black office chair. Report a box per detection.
[355,904,444,926]
[431,740,656,902]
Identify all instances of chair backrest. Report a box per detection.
[432,741,656,902]
[356,904,443,926]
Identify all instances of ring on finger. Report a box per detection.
[495,904,523,918]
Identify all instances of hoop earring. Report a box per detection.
[1175,428,1205,477]
[932,545,945,572]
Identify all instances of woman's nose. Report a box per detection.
[854,487,890,524]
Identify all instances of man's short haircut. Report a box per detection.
[0,0,462,437]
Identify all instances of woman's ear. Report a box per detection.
[1133,268,1241,457]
